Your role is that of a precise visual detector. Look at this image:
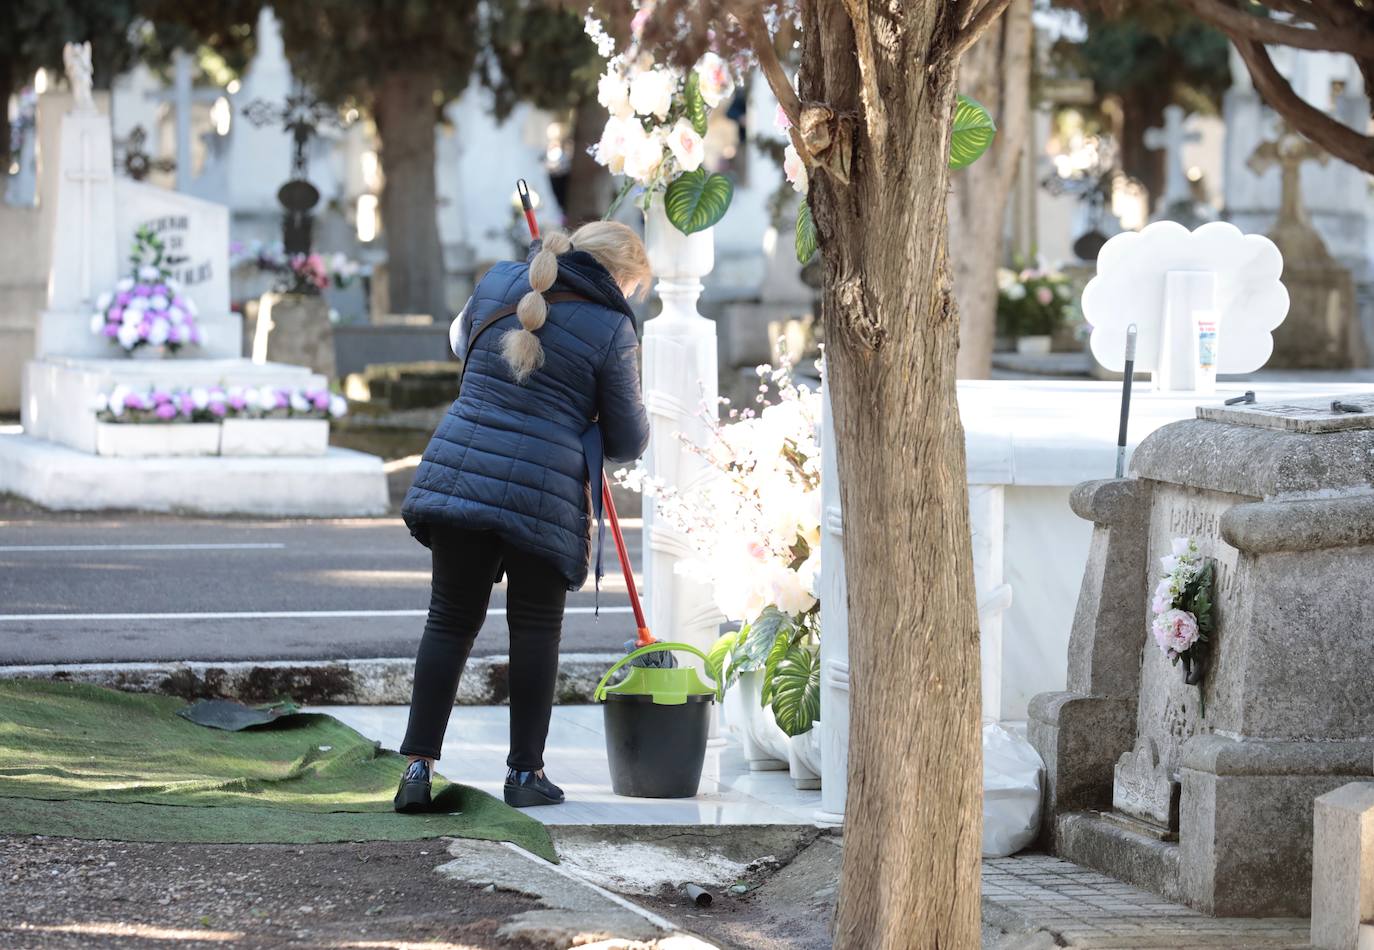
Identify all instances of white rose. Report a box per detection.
[138,265,160,282]
[289,390,311,413]
[597,70,632,118]
[1005,283,1027,301]
[116,277,134,292]
[328,395,348,418]
[91,393,109,413]
[665,118,704,174]
[694,52,735,108]
[628,67,676,121]
[596,115,634,175]
[783,143,808,195]
[125,296,147,314]
[147,318,170,346]
[768,563,817,617]
[190,387,210,411]
[623,127,667,184]
[96,292,112,311]
[243,388,261,410]
[149,294,169,311]
[116,323,141,350]
[168,306,185,325]
[258,386,279,410]
[90,313,106,335]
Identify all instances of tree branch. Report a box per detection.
[1179,0,1374,59]
[1235,37,1374,174]
[840,0,888,153]
[952,0,1014,60]
[731,3,802,127]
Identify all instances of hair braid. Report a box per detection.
[502,230,573,383]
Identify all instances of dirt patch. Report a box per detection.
[0,835,545,950]
[632,834,842,950]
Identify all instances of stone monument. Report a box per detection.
[1144,105,1213,227]
[0,43,386,516]
[1030,394,1374,916]
[1247,126,1362,369]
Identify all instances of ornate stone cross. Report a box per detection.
[1247,123,1329,230]
[1144,105,1201,210]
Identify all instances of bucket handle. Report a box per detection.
[593,642,722,702]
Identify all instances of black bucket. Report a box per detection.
[603,693,713,798]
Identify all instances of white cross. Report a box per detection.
[65,127,111,305]
[1144,105,1202,210]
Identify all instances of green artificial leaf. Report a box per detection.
[664,168,733,235]
[730,607,790,673]
[706,630,742,689]
[684,71,709,137]
[760,629,796,707]
[770,645,822,738]
[949,94,997,171]
[796,200,818,265]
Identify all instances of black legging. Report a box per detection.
[399,525,568,770]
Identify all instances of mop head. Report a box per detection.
[626,638,678,668]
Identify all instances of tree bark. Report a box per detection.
[799,2,982,946]
[373,69,448,319]
[0,67,14,184]
[1119,84,1169,208]
[950,0,1033,379]
[562,97,612,227]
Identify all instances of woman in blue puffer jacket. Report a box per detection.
[394,221,651,812]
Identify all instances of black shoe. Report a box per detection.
[394,759,432,813]
[504,768,565,808]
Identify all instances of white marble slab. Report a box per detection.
[314,704,823,826]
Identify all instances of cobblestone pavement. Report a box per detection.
[982,854,1311,949]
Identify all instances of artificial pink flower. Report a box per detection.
[1152,608,1199,657]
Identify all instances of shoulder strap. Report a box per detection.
[458,291,593,391]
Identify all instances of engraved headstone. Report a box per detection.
[1030,394,1374,917]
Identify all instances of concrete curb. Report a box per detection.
[0,653,623,705]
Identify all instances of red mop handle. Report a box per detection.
[602,479,651,646]
[517,179,539,240]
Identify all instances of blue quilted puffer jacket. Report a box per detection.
[402,249,650,590]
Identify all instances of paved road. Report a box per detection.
[0,514,640,665]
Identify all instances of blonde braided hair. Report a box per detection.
[501,221,652,384]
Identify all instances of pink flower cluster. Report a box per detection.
[291,253,330,291]
[90,271,203,354]
[1150,536,1202,660]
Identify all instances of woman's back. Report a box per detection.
[402,249,649,589]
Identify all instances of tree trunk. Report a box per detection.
[950,0,1033,379]
[373,69,448,319]
[1119,84,1169,207]
[0,67,14,183]
[563,97,611,227]
[800,3,982,946]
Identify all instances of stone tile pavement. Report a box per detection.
[982,854,1312,949]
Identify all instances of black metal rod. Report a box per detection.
[1115,324,1137,479]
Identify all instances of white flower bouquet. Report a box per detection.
[587,15,737,234]
[1150,536,1215,714]
[89,227,203,354]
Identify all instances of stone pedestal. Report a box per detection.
[253,292,337,380]
[1311,782,1374,950]
[1031,394,1374,916]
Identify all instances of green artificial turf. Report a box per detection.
[0,679,555,862]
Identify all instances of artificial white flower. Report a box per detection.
[768,563,817,617]
[628,67,676,121]
[116,323,140,350]
[328,395,348,418]
[694,52,735,108]
[597,69,632,118]
[96,292,112,311]
[783,143,808,195]
[148,294,169,312]
[89,313,105,335]
[190,387,210,411]
[147,318,170,346]
[91,393,109,413]
[257,386,279,410]
[623,128,667,183]
[289,390,311,413]
[665,118,705,174]
[1005,283,1027,301]
[137,265,160,282]
[116,277,134,293]
[243,388,261,410]
[168,306,185,325]
[596,115,636,175]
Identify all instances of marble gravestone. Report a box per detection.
[1030,394,1374,917]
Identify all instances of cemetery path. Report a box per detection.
[0,515,638,665]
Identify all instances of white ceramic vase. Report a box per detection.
[723,669,791,771]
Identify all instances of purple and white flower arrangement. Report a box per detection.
[89,227,204,355]
[1150,536,1215,710]
[94,384,347,424]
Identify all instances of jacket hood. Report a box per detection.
[523,241,638,328]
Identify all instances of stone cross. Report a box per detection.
[62,42,95,115]
[142,50,222,191]
[1247,124,1329,229]
[66,126,111,304]
[1144,105,1201,210]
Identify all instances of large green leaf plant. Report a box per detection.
[709,605,822,738]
